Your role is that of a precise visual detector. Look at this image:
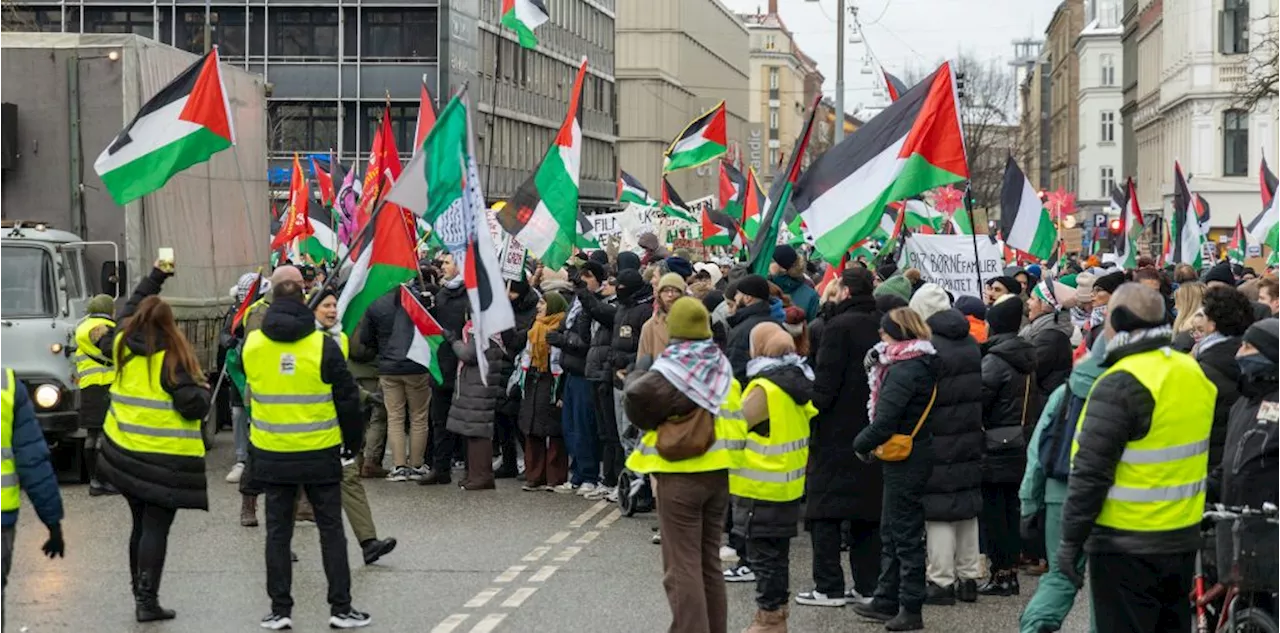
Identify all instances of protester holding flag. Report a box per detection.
[421,254,470,486]
[518,292,570,492]
[360,288,433,483]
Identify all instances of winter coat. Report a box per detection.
[1195,335,1243,469]
[578,289,618,382]
[1,378,64,528]
[243,298,363,486]
[979,333,1038,484]
[807,295,884,521]
[360,289,430,377]
[1022,312,1074,401]
[731,365,812,540]
[725,300,777,385]
[430,281,471,389]
[447,335,510,439]
[770,273,820,323]
[1208,374,1278,509]
[549,295,595,377]
[611,285,655,379]
[519,370,564,437]
[921,310,984,522]
[1020,348,1105,516]
[499,287,541,418]
[853,354,938,478]
[806,302,838,366]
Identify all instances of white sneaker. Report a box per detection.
[259,613,292,630]
[551,482,579,494]
[385,467,411,482]
[723,565,755,582]
[328,608,371,629]
[719,545,740,562]
[604,487,619,503]
[794,589,847,607]
[583,484,612,499]
[576,482,598,496]
[226,462,245,484]
[407,466,429,482]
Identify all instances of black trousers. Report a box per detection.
[810,518,880,597]
[494,409,523,472]
[428,386,457,473]
[726,507,747,560]
[748,536,791,611]
[981,482,1021,572]
[125,495,176,591]
[1090,551,1194,633]
[263,482,351,616]
[593,381,622,488]
[872,456,932,613]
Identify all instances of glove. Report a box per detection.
[1019,512,1044,543]
[545,331,565,347]
[1056,540,1085,589]
[855,451,874,464]
[42,523,65,559]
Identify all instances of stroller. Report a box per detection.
[617,417,655,517]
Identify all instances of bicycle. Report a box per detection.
[1192,503,1279,633]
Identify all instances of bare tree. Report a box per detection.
[1235,13,1278,111]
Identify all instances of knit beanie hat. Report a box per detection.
[873,275,913,304]
[1025,264,1043,285]
[665,256,693,280]
[737,274,771,301]
[1205,260,1236,286]
[616,251,641,272]
[87,294,115,316]
[1074,272,1096,304]
[749,321,796,358]
[658,272,687,293]
[667,297,713,340]
[542,291,568,316]
[1031,275,1078,312]
[772,245,799,273]
[589,250,610,266]
[954,295,987,320]
[1243,318,1280,365]
[875,261,899,282]
[986,295,1025,335]
[1093,271,1126,295]
[616,269,645,300]
[988,275,1022,297]
[909,283,951,321]
[582,261,607,284]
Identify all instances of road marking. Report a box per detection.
[545,530,571,544]
[468,613,507,633]
[464,588,501,608]
[494,565,526,583]
[501,587,538,608]
[553,546,582,562]
[522,546,551,561]
[431,614,470,633]
[595,508,622,529]
[576,530,600,544]
[528,565,558,582]
[568,500,609,527]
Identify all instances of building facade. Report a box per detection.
[615,0,748,202]
[1075,0,1124,215]
[1046,0,1084,193]
[2,0,618,207]
[1019,48,1052,190]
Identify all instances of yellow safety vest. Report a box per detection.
[74,316,117,388]
[1073,346,1215,532]
[103,337,205,458]
[729,377,817,503]
[625,380,748,474]
[243,329,340,453]
[2,369,19,512]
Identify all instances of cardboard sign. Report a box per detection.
[897,234,1005,298]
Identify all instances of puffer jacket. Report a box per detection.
[1,377,64,528]
[446,334,511,439]
[519,370,563,437]
[360,289,430,376]
[577,288,618,382]
[1195,335,1242,469]
[980,333,1038,484]
[611,284,655,379]
[550,293,595,376]
[770,273,820,323]
[921,310,984,522]
[731,365,813,540]
[1022,312,1074,403]
[1208,370,1278,508]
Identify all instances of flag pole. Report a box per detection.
[483,37,504,198]
[229,141,273,271]
[964,182,983,293]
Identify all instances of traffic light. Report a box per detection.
[1108,218,1122,234]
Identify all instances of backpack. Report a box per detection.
[1038,388,1086,482]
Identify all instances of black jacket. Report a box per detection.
[499,287,541,418]
[807,295,884,521]
[359,289,429,377]
[853,354,938,455]
[430,282,471,389]
[806,302,838,366]
[446,336,510,439]
[519,370,564,437]
[1195,336,1243,469]
[610,285,655,379]
[578,288,618,382]
[732,365,812,539]
[980,333,1038,484]
[921,310,985,522]
[246,298,363,486]
[1028,317,1073,405]
[726,300,776,385]
[1208,373,1278,509]
[1061,333,1206,555]
[549,294,595,377]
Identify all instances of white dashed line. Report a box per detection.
[522,546,551,561]
[468,613,507,633]
[568,500,609,527]
[545,530,571,544]
[553,546,582,562]
[464,588,502,608]
[528,565,558,582]
[494,565,526,583]
[431,614,470,633]
[594,508,622,529]
[501,587,539,608]
[576,530,600,544]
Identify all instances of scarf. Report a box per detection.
[566,295,584,328]
[1087,305,1107,331]
[1020,311,1073,341]
[747,353,814,380]
[651,339,734,414]
[443,274,464,290]
[1106,324,1173,357]
[524,312,565,373]
[1193,331,1229,359]
[316,320,343,345]
[864,339,936,419]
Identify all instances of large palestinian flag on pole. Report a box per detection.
[792,62,968,265]
[664,101,727,173]
[1227,215,1247,264]
[1112,178,1143,269]
[94,49,235,205]
[748,94,822,275]
[719,160,746,221]
[660,178,696,223]
[617,170,654,206]
[740,167,767,241]
[701,208,743,247]
[501,0,549,48]
[1172,161,1206,269]
[1249,180,1279,254]
[337,202,419,335]
[496,58,588,270]
[999,157,1059,262]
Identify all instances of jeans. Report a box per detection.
[747,536,791,611]
[561,375,599,486]
[925,518,982,588]
[429,387,457,473]
[380,374,431,469]
[593,381,622,488]
[655,470,730,633]
[263,482,351,616]
[981,482,1022,572]
[1089,551,1194,633]
[810,518,880,597]
[232,405,250,464]
[1020,502,1093,633]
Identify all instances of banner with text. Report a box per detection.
[898,234,1005,298]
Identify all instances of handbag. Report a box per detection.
[655,408,716,461]
[874,386,938,462]
[984,376,1032,454]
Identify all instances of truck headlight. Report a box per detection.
[50,343,63,354]
[33,384,61,409]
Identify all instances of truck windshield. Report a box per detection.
[2,247,57,317]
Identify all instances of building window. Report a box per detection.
[270,102,339,154]
[1100,166,1115,198]
[175,8,261,58]
[1223,109,1248,176]
[769,107,779,130]
[1100,111,1115,142]
[2,9,63,32]
[366,105,419,155]
[1220,0,1249,54]
[269,9,338,59]
[361,9,438,60]
[769,67,779,90]
[84,9,155,39]
[1100,54,1115,86]
[768,147,780,168]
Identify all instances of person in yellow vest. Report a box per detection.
[1059,283,1217,633]
[2,367,66,592]
[242,280,370,630]
[75,294,120,496]
[726,322,817,633]
[624,297,746,633]
[95,264,212,623]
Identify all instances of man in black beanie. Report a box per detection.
[1209,318,1278,510]
[725,274,775,383]
[1204,261,1236,288]
[985,276,1022,306]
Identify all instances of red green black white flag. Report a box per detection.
[664,101,728,173]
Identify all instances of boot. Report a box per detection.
[134,569,176,622]
[294,495,315,523]
[956,579,978,603]
[851,599,896,622]
[1007,574,1021,596]
[977,571,1011,597]
[924,581,955,606]
[360,462,390,479]
[884,607,924,631]
[89,478,120,496]
[743,606,788,633]
[240,495,258,527]
[417,470,451,486]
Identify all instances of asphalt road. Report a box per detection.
[4,438,1094,632]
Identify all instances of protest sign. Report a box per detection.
[898,234,1004,298]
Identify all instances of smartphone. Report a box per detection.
[157,247,175,273]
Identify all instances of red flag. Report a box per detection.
[230,272,263,332]
[311,157,334,210]
[412,80,438,151]
[271,155,313,249]
[354,108,404,232]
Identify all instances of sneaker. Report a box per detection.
[328,608,372,629]
[723,565,756,582]
[651,531,661,545]
[551,482,579,494]
[521,483,548,492]
[226,462,245,484]
[260,613,293,630]
[583,484,613,499]
[845,588,872,607]
[604,487,619,503]
[407,466,429,482]
[719,545,740,562]
[576,482,598,497]
[385,467,411,482]
[794,590,847,607]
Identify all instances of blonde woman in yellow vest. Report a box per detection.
[624,297,747,633]
[75,294,119,496]
[1,367,66,591]
[726,322,817,633]
[96,265,212,623]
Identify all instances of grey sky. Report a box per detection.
[723,0,1063,112]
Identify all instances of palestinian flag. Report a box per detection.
[1172,161,1206,269]
[902,199,946,234]
[1227,215,1247,264]
[792,62,968,265]
[94,49,235,205]
[502,0,549,48]
[336,204,419,335]
[1262,157,1278,209]
[271,155,314,250]
[701,208,742,247]
[948,205,974,235]
[740,167,767,240]
[1249,182,1279,253]
[664,101,727,173]
[497,58,588,270]
[999,156,1058,262]
[749,94,823,275]
[230,271,263,332]
[575,211,600,249]
[617,170,654,206]
[399,285,445,383]
[660,178,697,223]
[719,160,746,220]
[413,78,438,151]
[1193,192,1212,226]
[386,95,466,223]
[883,70,910,102]
[461,115,516,382]
[1113,178,1143,268]
[298,216,346,264]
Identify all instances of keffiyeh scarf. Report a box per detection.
[747,354,814,381]
[651,339,734,414]
[864,339,936,419]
